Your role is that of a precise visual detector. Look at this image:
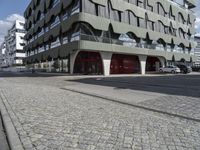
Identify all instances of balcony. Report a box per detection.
[38,46,45,53]
[38,29,44,37]
[50,17,60,29]
[185,0,196,9]
[50,38,61,49]
[52,0,60,9]
[69,33,189,54]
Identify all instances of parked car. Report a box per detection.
[176,65,192,74]
[159,66,181,74]
[192,65,200,72]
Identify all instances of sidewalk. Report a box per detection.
[0,115,10,150]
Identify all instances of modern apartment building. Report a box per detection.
[4,20,26,67]
[194,36,200,65]
[0,42,6,68]
[24,0,197,75]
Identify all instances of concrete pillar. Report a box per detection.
[139,55,147,75]
[48,59,53,72]
[40,61,44,69]
[70,50,79,74]
[48,61,51,72]
[100,52,112,76]
[158,57,165,68]
[34,63,38,69]
[57,58,60,72]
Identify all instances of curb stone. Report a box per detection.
[0,92,24,150]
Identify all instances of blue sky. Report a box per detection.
[0,0,31,44]
[0,0,31,19]
[0,0,199,44]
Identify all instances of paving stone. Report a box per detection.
[0,74,200,150]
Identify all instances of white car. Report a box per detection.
[159,66,181,74]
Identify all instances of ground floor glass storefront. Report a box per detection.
[27,58,69,73]
[110,54,140,74]
[26,50,194,75]
[74,51,103,75]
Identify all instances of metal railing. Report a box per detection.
[78,34,190,54]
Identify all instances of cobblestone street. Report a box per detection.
[0,72,200,150]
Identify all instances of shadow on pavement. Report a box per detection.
[0,71,68,78]
[67,74,200,98]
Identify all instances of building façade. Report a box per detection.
[24,0,197,75]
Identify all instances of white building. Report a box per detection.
[194,36,200,65]
[4,20,26,67]
[0,41,6,67]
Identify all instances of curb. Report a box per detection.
[0,92,24,150]
[61,87,200,123]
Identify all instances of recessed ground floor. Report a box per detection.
[26,50,194,76]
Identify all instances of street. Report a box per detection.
[0,72,200,150]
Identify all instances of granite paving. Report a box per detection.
[0,72,200,150]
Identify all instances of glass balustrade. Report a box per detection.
[50,38,61,49]
[29,33,189,55]
[38,46,45,53]
[50,17,60,29]
[52,0,60,8]
[38,29,44,37]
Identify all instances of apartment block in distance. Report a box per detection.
[24,0,197,75]
[0,41,6,68]
[4,20,26,67]
[194,36,200,65]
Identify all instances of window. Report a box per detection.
[50,0,60,9]
[137,0,144,8]
[146,0,153,12]
[157,3,165,17]
[50,37,61,49]
[157,21,165,33]
[36,11,41,21]
[138,18,145,28]
[63,10,69,21]
[175,0,184,6]
[178,28,185,39]
[50,16,60,29]
[71,32,80,42]
[118,34,137,48]
[63,35,69,44]
[147,21,154,30]
[38,28,44,37]
[178,13,185,24]
[20,43,26,46]
[44,26,49,32]
[71,0,80,15]
[36,0,40,6]
[169,7,175,20]
[19,23,25,26]
[38,45,45,53]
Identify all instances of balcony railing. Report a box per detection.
[77,34,189,54]
[30,33,192,55]
[38,29,44,37]
[52,0,60,8]
[50,39,61,49]
[63,13,68,21]
[38,46,45,53]
[50,19,60,29]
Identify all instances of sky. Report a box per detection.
[0,0,200,45]
[0,0,31,45]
